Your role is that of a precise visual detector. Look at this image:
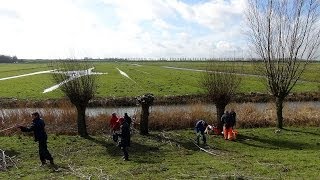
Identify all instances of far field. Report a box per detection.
[0,61,319,99]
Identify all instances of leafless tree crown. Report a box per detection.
[51,61,97,105]
[246,0,320,96]
[201,63,242,103]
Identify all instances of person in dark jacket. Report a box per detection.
[123,113,132,127]
[123,113,132,146]
[221,111,234,140]
[195,119,208,145]
[17,112,54,166]
[117,118,130,161]
[230,109,236,129]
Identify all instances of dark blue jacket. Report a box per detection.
[195,120,206,133]
[230,111,236,127]
[20,118,47,142]
[118,121,130,147]
[221,113,232,128]
[124,115,132,126]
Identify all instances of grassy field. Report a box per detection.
[0,61,319,100]
[0,127,319,179]
[140,61,320,82]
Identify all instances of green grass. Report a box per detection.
[0,127,319,179]
[0,63,49,78]
[0,61,319,99]
[143,61,320,82]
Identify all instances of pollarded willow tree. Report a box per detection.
[51,60,98,137]
[137,93,154,135]
[201,63,242,133]
[245,0,320,129]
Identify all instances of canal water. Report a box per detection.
[1,101,320,119]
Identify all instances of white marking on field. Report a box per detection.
[43,75,80,93]
[131,64,142,66]
[135,69,151,75]
[116,68,137,83]
[43,67,107,93]
[0,66,108,93]
[0,70,56,81]
[162,66,319,84]
[162,66,260,77]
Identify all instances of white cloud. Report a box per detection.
[0,0,103,58]
[168,0,247,30]
[0,0,249,59]
[152,18,173,30]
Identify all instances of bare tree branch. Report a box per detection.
[200,62,242,131]
[50,60,98,137]
[245,0,320,128]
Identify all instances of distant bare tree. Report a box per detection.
[201,63,241,133]
[246,0,320,129]
[51,61,98,137]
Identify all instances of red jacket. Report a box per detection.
[110,115,119,131]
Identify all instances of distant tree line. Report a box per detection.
[0,55,20,63]
[84,57,319,62]
[83,57,252,62]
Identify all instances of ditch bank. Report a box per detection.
[0,92,320,108]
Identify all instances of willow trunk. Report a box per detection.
[76,105,88,137]
[276,97,284,129]
[140,104,150,135]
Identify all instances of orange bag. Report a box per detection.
[232,129,238,139]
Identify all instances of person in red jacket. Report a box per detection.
[110,113,119,131]
[110,113,120,142]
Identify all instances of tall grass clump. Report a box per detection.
[284,103,320,126]
[147,103,215,130]
[0,100,77,136]
[231,103,277,128]
[1,102,319,136]
[41,101,77,135]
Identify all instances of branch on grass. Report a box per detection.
[68,164,90,179]
[190,139,219,156]
[160,131,173,147]
[68,164,109,179]
[0,149,18,171]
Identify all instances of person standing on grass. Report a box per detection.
[124,113,132,127]
[221,111,234,140]
[195,119,208,145]
[110,113,120,142]
[16,112,55,167]
[117,118,130,161]
[110,113,120,131]
[123,113,132,146]
[230,109,236,129]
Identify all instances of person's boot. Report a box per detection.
[123,156,129,161]
[203,141,207,146]
[49,159,58,170]
[40,161,46,167]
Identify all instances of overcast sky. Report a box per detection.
[0,0,249,59]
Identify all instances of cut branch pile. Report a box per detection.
[0,149,17,171]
